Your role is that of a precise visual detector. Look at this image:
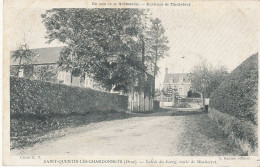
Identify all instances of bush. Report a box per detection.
[174,102,191,108]
[10,77,128,115]
[210,53,258,124]
[209,108,257,155]
[209,53,258,155]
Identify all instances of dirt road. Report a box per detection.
[12,108,243,156]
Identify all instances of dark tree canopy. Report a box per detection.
[42,9,169,92]
[42,9,150,92]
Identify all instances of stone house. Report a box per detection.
[163,68,192,98]
[10,46,155,112]
[10,46,96,89]
[160,68,192,106]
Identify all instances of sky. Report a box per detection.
[5,3,259,88]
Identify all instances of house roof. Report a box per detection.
[164,73,191,83]
[10,46,64,65]
[10,46,154,78]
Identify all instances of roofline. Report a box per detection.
[10,46,65,53]
[10,63,58,66]
[29,46,65,51]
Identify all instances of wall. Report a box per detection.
[10,76,128,115]
[128,71,155,112]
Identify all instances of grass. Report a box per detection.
[208,108,258,155]
[11,111,132,149]
[177,114,245,156]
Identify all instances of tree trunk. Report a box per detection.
[71,69,74,85]
[153,55,157,77]
[153,23,159,78]
[141,36,145,63]
[200,92,204,107]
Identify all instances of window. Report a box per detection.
[179,77,183,83]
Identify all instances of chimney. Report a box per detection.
[165,68,168,74]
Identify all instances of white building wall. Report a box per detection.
[144,96,150,111]
[64,72,71,85]
[72,76,80,86]
[57,71,71,85]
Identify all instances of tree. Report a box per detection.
[42,9,151,92]
[34,65,58,81]
[187,90,201,98]
[145,18,169,77]
[11,44,35,76]
[190,60,228,98]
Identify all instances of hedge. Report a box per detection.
[10,77,128,115]
[209,53,258,124]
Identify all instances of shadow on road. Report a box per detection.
[131,107,204,117]
[171,110,203,116]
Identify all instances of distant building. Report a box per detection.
[160,68,192,106]
[163,68,192,98]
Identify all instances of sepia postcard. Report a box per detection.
[2,0,260,166]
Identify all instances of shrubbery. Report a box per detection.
[10,76,128,115]
[210,53,258,124]
[209,53,258,155]
[10,77,130,149]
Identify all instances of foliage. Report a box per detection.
[190,60,228,98]
[209,108,257,155]
[34,65,58,81]
[187,90,201,98]
[145,18,169,77]
[11,44,36,76]
[10,66,19,76]
[174,102,191,108]
[23,65,34,79]
[210,53,258,124]
[10,76,128,115]
[42,9,168,92]
[42,9,145,92]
